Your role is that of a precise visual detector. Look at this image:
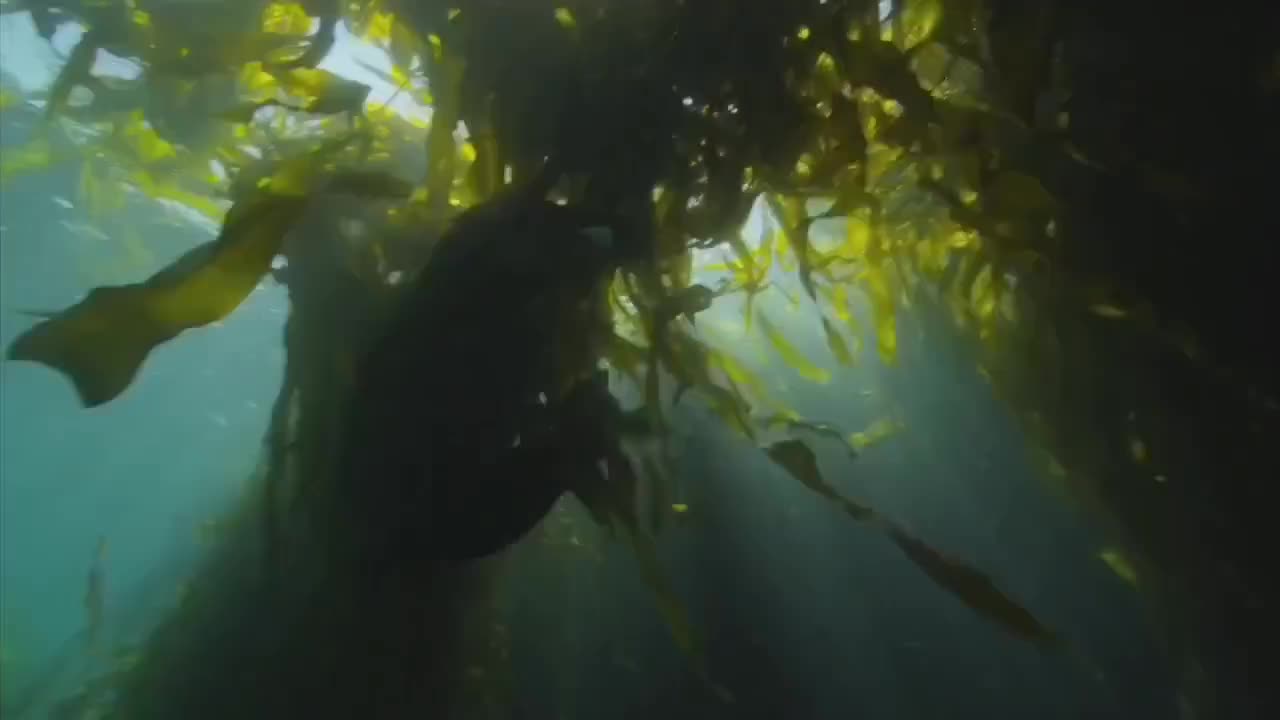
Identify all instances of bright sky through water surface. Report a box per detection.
[1,1,895,116]
[0,11,430,121]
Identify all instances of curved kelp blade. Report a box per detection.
[764,439,876,521]
[6,196,308,407]
[884,523,1061,648]
[755,309,831,384]
[758,413,859,458]
[763,439,1058,648]
[6,125,409,408]
[820,316,857,367]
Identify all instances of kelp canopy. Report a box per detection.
[2,0,1278,717]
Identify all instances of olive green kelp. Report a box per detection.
[7,135,412,407]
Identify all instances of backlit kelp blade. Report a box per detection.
[6,116,410,405]
[6,195,309,407]
[755,309,832,384]
[764,438,1058,648]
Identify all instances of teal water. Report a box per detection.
[0,104,287,712]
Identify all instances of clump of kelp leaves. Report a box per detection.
[2,0,1277,717]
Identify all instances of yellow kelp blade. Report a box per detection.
[863,265,899,365]
[465,131,502,201]
[755,309,831,383]
[7,285,172,407]
[6,195,308,407]
[707,347,774,407]
[275,68,372,114]
[759,414,858,457]
[766,194,819,298]
[848,416,905,452]
[1098,547,1139,587]
[820,316,857,367]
